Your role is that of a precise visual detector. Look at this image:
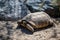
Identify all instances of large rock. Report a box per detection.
[0,0,53,20]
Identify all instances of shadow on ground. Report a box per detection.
[16,25,33,34]
[16,24,53,34]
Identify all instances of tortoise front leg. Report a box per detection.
[22,20,34,32]
[26,24,34,32]
[17,20,34,32]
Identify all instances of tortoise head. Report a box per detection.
[17,20,27,26]
[17,20,22,25]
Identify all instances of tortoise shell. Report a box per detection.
[17,12,53,32]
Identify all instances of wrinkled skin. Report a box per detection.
[17,12,55,32]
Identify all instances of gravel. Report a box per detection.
[0,18,60,40]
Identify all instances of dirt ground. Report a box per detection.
[0,18,60,40]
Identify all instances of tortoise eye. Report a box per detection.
[22,20,26,24]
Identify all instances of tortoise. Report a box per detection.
[17,12,58,32]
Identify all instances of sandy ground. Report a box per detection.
[0,18,60,40]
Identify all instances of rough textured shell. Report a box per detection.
[21,12,51,28]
